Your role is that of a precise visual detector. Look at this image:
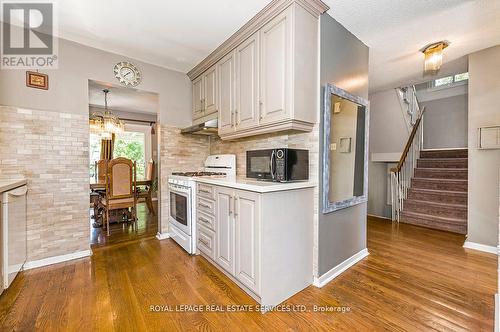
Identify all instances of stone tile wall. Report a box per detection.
[0,106,89,261]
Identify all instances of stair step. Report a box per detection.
[420,149,468,159]
[411,178,467,192]
[407,188,467,205]
[414,168,467,180]
[400,211,467,234]
[417,158,468,169]
[404,199,467,220]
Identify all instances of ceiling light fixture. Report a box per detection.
[420,41,449,75]
[89,89,125,138]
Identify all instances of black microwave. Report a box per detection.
[246,148,309,182]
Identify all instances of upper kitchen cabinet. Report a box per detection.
[188,0,328,139]
[192,65,218,121]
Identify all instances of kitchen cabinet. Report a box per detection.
[233,190,260,294]
[195,181,313,309]
[192,75,204,120]
[192,65,218,121]
[0,181,27,294]
[203,66,218,116]
[235,32,260,131]
[215,186,234,274]
[188,1,324,140]
[217,51,236,135]
[259,9,291,124]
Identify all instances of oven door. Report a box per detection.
[169,185,192,236]
[246,149,275,180]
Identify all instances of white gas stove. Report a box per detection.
[168,154,236,254]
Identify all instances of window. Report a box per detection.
[88,123,152,180]
[114,130,147,178]
[430,72,468,89]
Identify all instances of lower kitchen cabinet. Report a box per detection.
[196,182,313,309]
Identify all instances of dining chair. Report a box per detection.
[138,160,155,215]
[101,157,137,236]
[95,159,108,183]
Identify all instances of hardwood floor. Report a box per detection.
[90,201,158,248]
[0,217,496,331]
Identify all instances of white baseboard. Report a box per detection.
[156,232,170,240]
[463,241,498,255]
[23,249,92,270]
[313,248,369,288]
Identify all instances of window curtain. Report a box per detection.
[100,134,115,160]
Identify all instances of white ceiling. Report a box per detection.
[88,80,158,114]
[324,0,500,92]
[60,0,500,93]
[59,0,271,73]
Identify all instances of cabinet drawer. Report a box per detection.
[197,184,215,200]
[197,211,215,231]
[197,224,215,259]
[198,197,215,215]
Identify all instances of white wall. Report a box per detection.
[421,94,468,149]
[367,89,408,218]
[0,38,192,127]
[467,45,500,247]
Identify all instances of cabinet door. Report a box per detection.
[203,65,218,115]
[234,190,260,294]
[192,76,204,120]
[259,8,291,124]
[235,32,260,130]
[215,187,234,274]
[217,51,235,135]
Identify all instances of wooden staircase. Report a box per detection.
[400,149,468,234]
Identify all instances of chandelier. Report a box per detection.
[89,89,125,138]
[420,41,449,75]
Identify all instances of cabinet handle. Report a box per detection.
[229,195,233,215]
[234,195,239,217]
[199,202,211,209]
[199,189,211,194]
[199,238,209,246]
[235,109,239,126]
[199,216,211,224]
[259,101,263,120]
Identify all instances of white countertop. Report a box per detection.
[193,176,316,193]
[0,178,27,193]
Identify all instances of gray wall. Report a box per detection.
[318,14,369,276]
[421,94,468,149]
[467,45,500,247]
[0,37,191,127]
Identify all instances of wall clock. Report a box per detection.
[113,61,142,87]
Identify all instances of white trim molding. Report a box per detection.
[156,232,170,240]
[463,241,498,255]
[313,249,369,288]
[23,250,92,270]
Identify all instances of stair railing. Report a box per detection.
[397,85,420,129]
[390,106,426,222]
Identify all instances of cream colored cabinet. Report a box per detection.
[217,51,235,135]
[235,32,260,131]
[203,66,218,116]
[233,190,260,294]
[195,181,314,308]
[190,3,320,139]
[259,9,291,124]
[192,75,204,120]
[192,65,218,120]
[215,186,234,274]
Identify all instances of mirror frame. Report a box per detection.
[322,83,370,214]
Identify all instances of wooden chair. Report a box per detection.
[138,160,155,215]
[95,159,108,183]
[101,158,137,236]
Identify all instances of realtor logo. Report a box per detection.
[1,0,58,69]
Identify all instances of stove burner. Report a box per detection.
[171,171,226,177]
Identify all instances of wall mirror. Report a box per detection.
[322,83,369,213]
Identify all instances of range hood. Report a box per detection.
[181,118,218,135]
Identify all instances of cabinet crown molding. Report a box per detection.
[187,0,329,80]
